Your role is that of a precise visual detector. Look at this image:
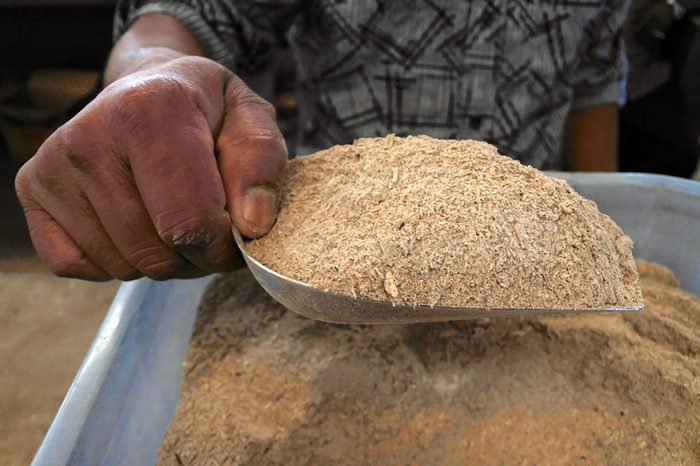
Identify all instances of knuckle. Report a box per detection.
[138,256,185,280]
[56,119,103,176]
[46,254,91,279]
[14,163,33,196]
[156,214,215,250]
[228,77,276,115]
[131,74,186,96]
[241,94,277,118]
[118,75,196,111]
[16,144,63,196]
[254,98,277,118]
[234,127,285,147]
[111,76,201,141]
[220,124,287,160]
[128,244,185,279]
[108,262,141,281]
[115,270,142,281]
[64,148,97,176]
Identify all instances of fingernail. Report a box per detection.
[241,186,277,235]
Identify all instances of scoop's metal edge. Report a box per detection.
[234,230,643,324]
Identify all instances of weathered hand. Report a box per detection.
[15,56,287,280]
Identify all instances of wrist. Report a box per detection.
[104,46,189,86]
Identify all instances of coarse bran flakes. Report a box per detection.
[247,136,642,309]
[157,260,700,465]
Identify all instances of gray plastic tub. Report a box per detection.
[32,173,700,466]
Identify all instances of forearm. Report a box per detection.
[105,13,205,85]
[564,104,618,172]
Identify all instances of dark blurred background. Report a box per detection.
[0,1,114,166]
[0,3,119,465]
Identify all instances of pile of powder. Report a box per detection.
[247,135,642,309]
[157,260,700,465]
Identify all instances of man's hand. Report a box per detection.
[15,55,287,280]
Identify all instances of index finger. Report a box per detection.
[216,74,288,239]
[113,77,239,272]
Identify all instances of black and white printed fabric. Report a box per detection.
[115,0,628,169]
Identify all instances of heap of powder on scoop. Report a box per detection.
[247,135,642,309]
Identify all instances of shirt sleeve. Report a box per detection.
[571,0,630,112]
[113,0,300,72]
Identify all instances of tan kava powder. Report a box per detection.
[246,135,642,309]
[158,261,700,465]
[157,138,699,464]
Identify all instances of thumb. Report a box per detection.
[216,74,287,238]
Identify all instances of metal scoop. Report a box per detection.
[234,231,642,324]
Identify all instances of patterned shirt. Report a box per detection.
[115,0,628,169]
[624,0,700,101]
